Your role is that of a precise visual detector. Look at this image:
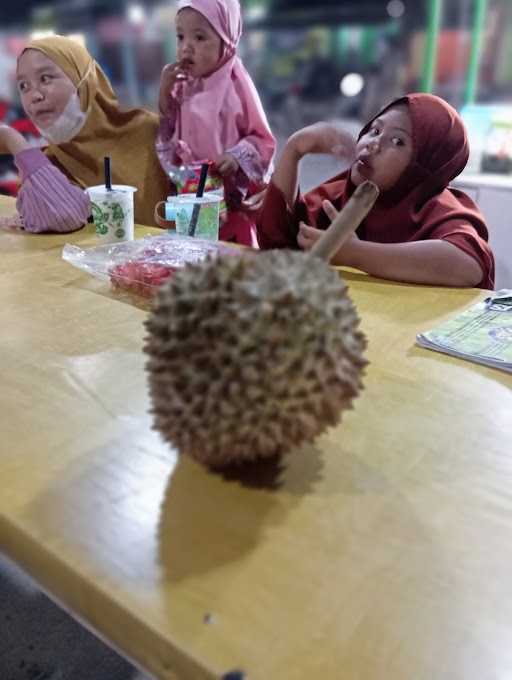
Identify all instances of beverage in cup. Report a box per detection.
[86,185,137,243]
[166,192,222,240]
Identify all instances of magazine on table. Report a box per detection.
[416,290,512,373]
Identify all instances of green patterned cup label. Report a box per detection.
[87,185,136,242]
[172,193,221,241]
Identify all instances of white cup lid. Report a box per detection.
[87,184,138,194]
[166,191,221,204]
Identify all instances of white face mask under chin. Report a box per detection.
[36,92,87,144]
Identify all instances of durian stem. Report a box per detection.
[311,181,379,263]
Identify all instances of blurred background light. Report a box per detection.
[127,3,146,25]
[246,5,267,22]
[386,0,405,19]
[340,72,365,97]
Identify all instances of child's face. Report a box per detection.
[176,8,223,79]
[350,105,413,192]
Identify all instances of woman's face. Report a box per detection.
[16,49,77,128]
[176,8,223,78]
[350,104,414,192]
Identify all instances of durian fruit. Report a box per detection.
[144,181,379,467]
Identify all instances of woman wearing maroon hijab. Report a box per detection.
[257,93,494,289]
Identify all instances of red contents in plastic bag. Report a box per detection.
[109,260,177,297]
[102,236,242,299]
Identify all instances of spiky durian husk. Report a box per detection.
[144,250,367,467]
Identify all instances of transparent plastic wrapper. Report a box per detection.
[62,233,241,299]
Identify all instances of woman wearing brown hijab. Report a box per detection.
[257,93,495,289]
[0,35,168,231]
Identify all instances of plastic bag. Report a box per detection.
[62,233,240,298]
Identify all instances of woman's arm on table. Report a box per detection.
[0,125,90,233]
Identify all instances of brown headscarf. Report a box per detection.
[19,35,169,227]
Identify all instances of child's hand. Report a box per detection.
[288,122,356,162]
[297,221,324,251]
[242,187,267,212]
[302,200,360,265]
[298,218,360,263]
[215,153,239,176]
[159,61,189,113]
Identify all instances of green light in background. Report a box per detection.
[420,0,442,93]
[464,0,488,105]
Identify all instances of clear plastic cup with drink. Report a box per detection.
[166,192,222,240]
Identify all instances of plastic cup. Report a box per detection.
[167,192,222,240]
[86,185,137,243]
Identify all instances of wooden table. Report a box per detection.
[1,196,512,680]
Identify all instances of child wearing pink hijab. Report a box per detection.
[156,0,276,246]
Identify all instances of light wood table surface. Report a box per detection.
[1,195,512,680]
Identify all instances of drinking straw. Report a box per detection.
[188,162,209,237]
[104,156,112,191]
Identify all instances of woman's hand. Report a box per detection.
[0,124,31,155]
[215,152,239,176]
[288,122,356,162]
